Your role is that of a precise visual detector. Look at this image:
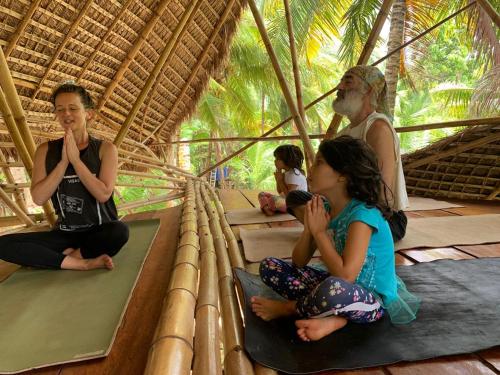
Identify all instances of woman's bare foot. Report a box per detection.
[295,315,348,341]
[261,206,275,216]
[250,296,296,321]
[61,254,114,271]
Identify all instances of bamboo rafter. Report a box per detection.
[97,0,173,111]
[113,0,202,148]
[4,0,43,59]
[142,0,238,143]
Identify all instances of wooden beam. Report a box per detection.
[31,0,95,100]
[405,132,500,169]
[396,116,500,133]
[248,0,314,169]
[97,0,174,111]
[118,169,187,183]
[0,186,34,226]
[476,0,500,28]
[113,0,202,148]
[142,0,238,143]
[325,0,394,139]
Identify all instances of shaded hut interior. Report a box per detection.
[0,0,499,374]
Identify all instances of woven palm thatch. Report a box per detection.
[0,0,245,152]
[403,123,500,201]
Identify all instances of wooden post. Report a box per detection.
[324,0,394,139]
[113,0,201,148]
[476,0,500,28]
[247,0,314,169]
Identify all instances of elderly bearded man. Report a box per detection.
[286,65,409,241]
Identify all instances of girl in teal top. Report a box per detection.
[251,135,419,341]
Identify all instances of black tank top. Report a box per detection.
[45,136,119,231]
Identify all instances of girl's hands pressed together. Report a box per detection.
[64,129,80,165]
[306,195,330,237]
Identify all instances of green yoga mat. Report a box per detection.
[0,219,160,374]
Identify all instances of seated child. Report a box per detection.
[258,145,307,216]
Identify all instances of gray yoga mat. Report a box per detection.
[0,219,160,374]
[235,257,500,374]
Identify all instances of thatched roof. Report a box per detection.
[403,122,500,201]
[0,0,245,149]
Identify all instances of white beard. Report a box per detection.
[332,89,365,119]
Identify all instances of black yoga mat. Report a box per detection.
[235,258,500,374]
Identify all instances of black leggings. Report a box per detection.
[0,221,129,269]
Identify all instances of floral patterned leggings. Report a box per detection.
[259,257,385,323]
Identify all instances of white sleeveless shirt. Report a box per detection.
[336,112,409,210]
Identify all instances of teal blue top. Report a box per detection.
[325,198,420,324]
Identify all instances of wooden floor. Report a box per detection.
[219,189,500,375]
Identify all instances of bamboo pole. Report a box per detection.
[117,169,187,183]
[142,0,238,143]
[247,0,314,169]
[116,191,184,211]
[0,66,56,224]
[118,148,194,178]
[115,182,184,190]
[0,148,28,214]
[0,161,25,168]
[283,0,306,126]
[0,186,34,226]
[200,184,254,375]
[0,88,33,173]
[144,180,198,375]
[113,0,202,148]
[325,0,395,139]
[117,158,188,182]
[193,182,222,375]
[476,0,500,28]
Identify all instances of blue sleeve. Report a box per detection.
[348,206,381,233]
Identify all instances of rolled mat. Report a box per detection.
[235,257,500,374]
[0,219,160,374]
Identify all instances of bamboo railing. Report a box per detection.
[201,184,254,375]
[144,180,199,375]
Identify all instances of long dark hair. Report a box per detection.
[318,135,392,217]
[274,145,305,174]
[50,82,95,109]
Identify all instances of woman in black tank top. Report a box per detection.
[0,83,129,270]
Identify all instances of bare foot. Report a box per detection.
[61,254,114,271]
[86,254,114,270]
[261,206,275,216]
[250,296,296,321]
[295,315,348,341]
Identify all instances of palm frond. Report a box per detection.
[470,65,500,117]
